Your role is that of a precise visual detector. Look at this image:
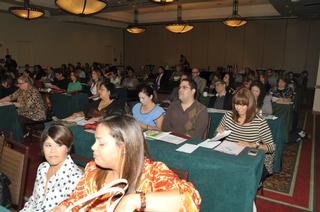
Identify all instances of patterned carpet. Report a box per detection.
[256,112,316,212]
[263,142,300,193]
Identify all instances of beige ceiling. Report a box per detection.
[0,0,285,28]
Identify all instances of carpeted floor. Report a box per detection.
[256,112,318,212]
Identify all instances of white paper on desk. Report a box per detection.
[176,143,199,153]
[0,102,13,107]
[213,140,244,155]
[154,133,187,145]
[207,108,229,114]
[198,140,221,149]
[84,129,95,134]
[210,130,231,141]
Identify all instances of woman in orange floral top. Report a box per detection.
[53,115,200,212]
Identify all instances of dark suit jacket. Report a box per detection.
[208,92,233,110]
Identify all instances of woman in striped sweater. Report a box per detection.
[217,88,275,181]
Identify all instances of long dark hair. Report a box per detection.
[250,81,266,110]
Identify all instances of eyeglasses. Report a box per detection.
[179,85,191,90]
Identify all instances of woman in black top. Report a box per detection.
[64,81,124,122]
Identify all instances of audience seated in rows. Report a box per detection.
[122,66,139,90]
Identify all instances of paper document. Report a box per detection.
[207,108,229,113]
[210,130,231,141]
[213,140,244,155]
[148,132,187,145]
[198,140,221,149]
[176,143,199,153]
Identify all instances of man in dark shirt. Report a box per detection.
[52,69,69,91]
[0,74,17,98]
[208,80,233,110]
[162,78,209,139]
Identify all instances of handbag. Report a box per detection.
[65,178,128,212]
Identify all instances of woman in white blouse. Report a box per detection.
[20,124,82,211]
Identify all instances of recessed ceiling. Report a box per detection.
[0,0,319,28]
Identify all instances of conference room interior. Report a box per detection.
[0,0,320,211]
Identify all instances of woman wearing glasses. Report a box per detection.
[0,74,46,132]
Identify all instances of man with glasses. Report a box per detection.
[208,80,233,110]
[191,68,207,94]
[162,78,209,139]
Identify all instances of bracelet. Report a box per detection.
[138,192,146,211]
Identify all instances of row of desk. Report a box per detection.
[69,125,264,212]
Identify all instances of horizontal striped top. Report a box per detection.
[218,111,275,153]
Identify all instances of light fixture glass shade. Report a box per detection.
[126,26,146,34]
[223,0,247,27]
[9,6,44,20]
[55,0,107,15]
[223,17,247,27]
[152,0,175,3]
[165,23,193,33]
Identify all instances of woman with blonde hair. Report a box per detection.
[0,74,46,132]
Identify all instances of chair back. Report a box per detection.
[0,136,29,210]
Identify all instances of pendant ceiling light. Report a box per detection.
[152,0,176,3]
[165,4,193,33]
[127,9,146,34]
[9,0,45,20]
[223,0,247,27]
[55,0,108,16]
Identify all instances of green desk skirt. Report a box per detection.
[207,112,285,173]
[272,103,294,143]
[50,93,89,119]
[0,104,23,143]
[69,126,264,212]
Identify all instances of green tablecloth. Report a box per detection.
[50,93,89,119]
[272,103,294,143]
[0,104,23,143]
[69,126,264,212]
[0,205,10,211]
[207,112,284,173]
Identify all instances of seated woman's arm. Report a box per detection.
[117,160,201,212]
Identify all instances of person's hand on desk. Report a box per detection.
[237,141,256,148]
[13,102,21,108]
[216,126,224,134]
